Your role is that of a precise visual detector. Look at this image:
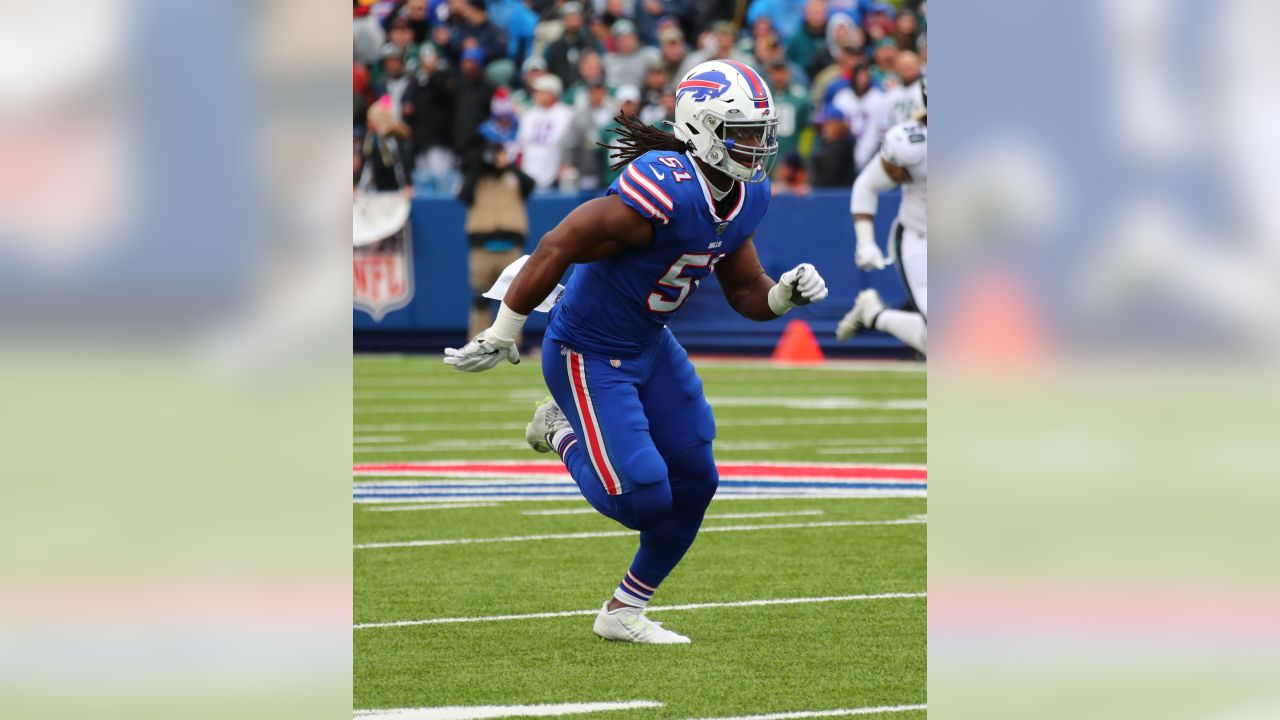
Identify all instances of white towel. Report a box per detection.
[482,254,564,313]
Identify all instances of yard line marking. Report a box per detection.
[352,435,409,444]
[677,703,927,720]
[813,448,919,455]
[354,591,926,629]
[690,358,925,372]
[353,517,924,550]
[353,700,664,719]
[518,509,825,519]
[363,503,499,512]
[705,510,824,519]
[707,397,926,411]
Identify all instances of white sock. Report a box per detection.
[550,427,574,455]
[612,587,648,610]
[875,310,928,354]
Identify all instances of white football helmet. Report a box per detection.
[672,60,780,183]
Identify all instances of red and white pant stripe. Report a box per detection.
[565,350,622,495]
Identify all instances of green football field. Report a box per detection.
[354,353,927,719]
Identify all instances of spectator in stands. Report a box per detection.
[870,37,898,87]
[604,20,661,90]
[810,109,854,187]
[563,50,606,106]
[753,31,807,89]
[358,98,416,196]
[387,15,421,72]
[744,15,778,61]
[865,2,897,40]
[893,9,919,52]
[458,141,536,339]
[376,44,413,121]
[882,49,922,125]
[511,55,549,116]
[830,61,887,172]
[442,0,509,67]
[747,0,806,41]
[637,59,669,125]
[634,0,694,46]
[479,87,520,157]
[787,0,831,79]
[544,2,601,88]
[656,26,689,79]
[405,44,459,190]
[353,4,386,66]
[570,81,616,189]
[453,47,498,167]
[488,0,539,63]
[678,21,752,78]
[810,38,862,115]
[354,63,373,132]
[598,85,642,186]
[399,0,431,44]
[766,59,812,181]
[516,74,576,191]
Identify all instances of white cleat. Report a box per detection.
[525,397,570,453]
[593,602,691,644]
[835,288,887,342]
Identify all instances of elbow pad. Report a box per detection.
[851,158,897,216]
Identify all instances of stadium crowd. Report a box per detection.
[353,0,926,196]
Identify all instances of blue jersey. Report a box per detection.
[546,150,771,356]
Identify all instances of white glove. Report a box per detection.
[443,329,520,372]
[854,218,889,271]
[443,303,527,372]
[855,240,889,271]
[767,263,829,315]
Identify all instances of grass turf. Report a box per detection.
[354,354,926,718]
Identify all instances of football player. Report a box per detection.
[837,77,927,355]
[444,60,829,644]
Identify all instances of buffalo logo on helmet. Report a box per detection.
[676,69,732,103]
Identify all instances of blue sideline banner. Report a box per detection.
[353,189,905,352]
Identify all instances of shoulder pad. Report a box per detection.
[615,153,688,224]
[881,122,927,168]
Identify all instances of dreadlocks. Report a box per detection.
[597,112,690,172]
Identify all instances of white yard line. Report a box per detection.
[354,591,926,629]
[353,700,664,719]
[363,503,500,512]
[706,397,925,410]
[688,359,925,372]
[521,508,836,518]
[353,517,925,550]
[354,422,528,432]
[705,510,824,519]
[677,703,927,720]
[812,448,919,455]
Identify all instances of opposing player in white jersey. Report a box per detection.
[836,78,927,355]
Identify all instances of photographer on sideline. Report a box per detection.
[458,142,536,339]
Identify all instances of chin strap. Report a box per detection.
[708,178,732,201]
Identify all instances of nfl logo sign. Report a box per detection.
[609,359,622,368]
[353,192,415,322]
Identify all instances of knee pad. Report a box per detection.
[612,482,672,531]
[665,443,719,510]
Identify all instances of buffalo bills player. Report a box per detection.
[444,60,829,644]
